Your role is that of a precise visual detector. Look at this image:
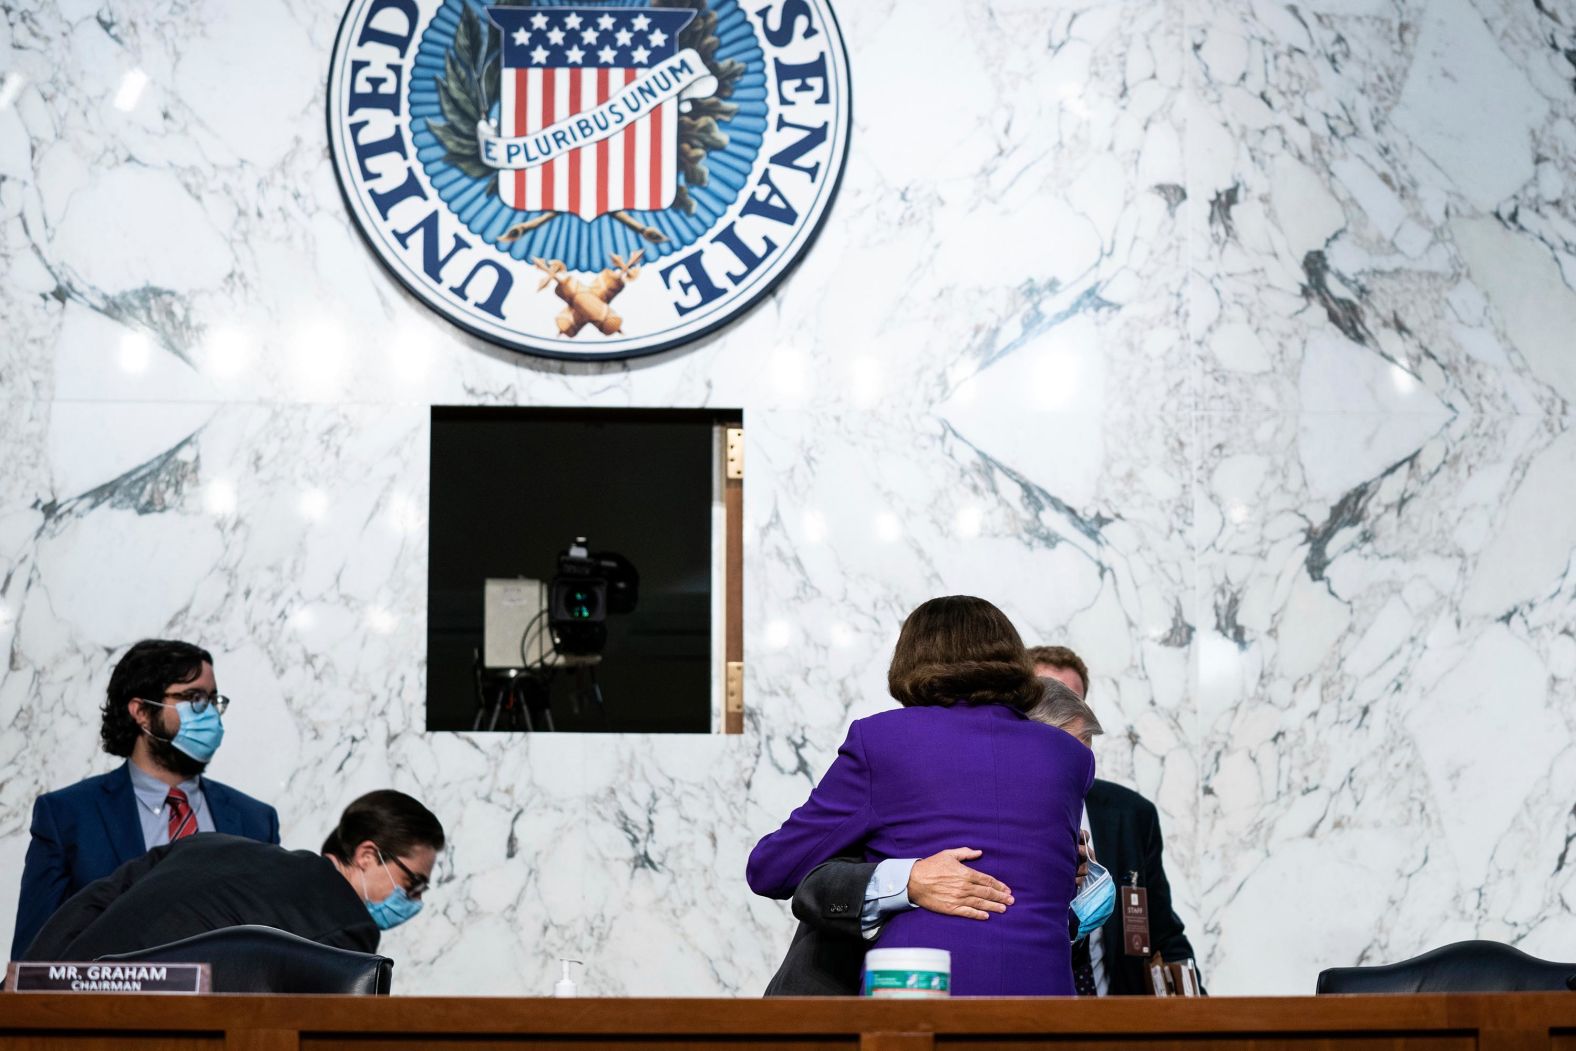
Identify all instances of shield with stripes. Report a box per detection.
[487,6,699,221]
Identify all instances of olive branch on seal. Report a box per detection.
[425,0,747,241]
[425,1,501,180]
[657,0,746,216]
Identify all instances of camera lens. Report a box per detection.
[569,587,600,619]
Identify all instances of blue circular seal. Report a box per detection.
[327,0,851,361]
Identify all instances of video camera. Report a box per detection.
[548,537,639,656]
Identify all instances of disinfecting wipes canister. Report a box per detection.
[862,948,952,998]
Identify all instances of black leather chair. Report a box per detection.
[96,925,393,994]
[1317,940,1576,994]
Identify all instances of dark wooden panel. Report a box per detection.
[0,1031,220,1050]
[302,1039,852,1050]
[1476,1031,1552,1051]
[941,1036,1477,1050]
[1,993,1574,1048]
[862,1035,936,1051]
[230,1029,300,1051]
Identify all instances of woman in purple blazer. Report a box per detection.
[747,596,1095,996]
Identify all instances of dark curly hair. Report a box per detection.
[322,790,446,862]
[100,639,214,757]
[887,596,1042,712]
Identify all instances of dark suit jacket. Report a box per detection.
[763,857,875,996]
[765,779,1201,996]
[11,762,280,959]
[21,833,378,961]
[1084,779,1201,995]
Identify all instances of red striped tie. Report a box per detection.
[166,788,197,842]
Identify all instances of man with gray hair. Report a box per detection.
[1028,644,1202,996]
[1028,675,1104,744]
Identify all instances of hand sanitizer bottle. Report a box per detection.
[554,959,582,997]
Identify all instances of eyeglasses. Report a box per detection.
[377,847,431,898]
[147,692,231,715]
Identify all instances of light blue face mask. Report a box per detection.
[1071,858,1116,941]
[361,856,424,931]
[143,700,225,763]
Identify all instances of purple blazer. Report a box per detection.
[747,702,1095,996]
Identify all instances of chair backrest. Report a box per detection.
[1317,940,1576,994]
[96,925,393,995]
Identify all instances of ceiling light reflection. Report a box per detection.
[294,319,347,399]
[204,479,237,517]
[0,73,26,111]
[1031,350,1081,410]
[769,346,807,402]
[203,326,251,379]
[299,488,329,522]
[764,619,793,650]
[800,509,827,544]
[849,355,882,409]
[367,606,397,634]
[117,332,152,374]
[956,505,984,538]
[113,69,148,112]
[388,494,423,534]
[390,332,432,386]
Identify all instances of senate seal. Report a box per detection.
[327,0,851,360]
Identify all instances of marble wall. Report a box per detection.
[2,0,1574,995]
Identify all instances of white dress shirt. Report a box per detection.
[1080,805,1109,995]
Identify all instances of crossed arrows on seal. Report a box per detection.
[532,251,645,337]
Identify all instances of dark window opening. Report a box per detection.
[426,406,740,733]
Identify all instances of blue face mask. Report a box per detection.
[361,858,424,931]
[144,700,225,763]
[1071,859,1115,940]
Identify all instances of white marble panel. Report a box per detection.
[1187,0,1576,418]
[1185,0,1576,991]
[1,0,1574,1000]
[1195,409,1576,993]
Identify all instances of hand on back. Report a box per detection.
[908,830,1092,919]
[907,847,1015,921]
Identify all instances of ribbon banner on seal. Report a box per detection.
[479,49,716,173]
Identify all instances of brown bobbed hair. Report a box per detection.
[887,596,1043,712]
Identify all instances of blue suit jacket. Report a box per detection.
[10,762,279,959]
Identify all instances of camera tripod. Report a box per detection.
[472,653,556,732]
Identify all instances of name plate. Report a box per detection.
[5,961,211,994]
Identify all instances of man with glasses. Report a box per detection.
[21,791,443,960]
[10,639,279,960]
